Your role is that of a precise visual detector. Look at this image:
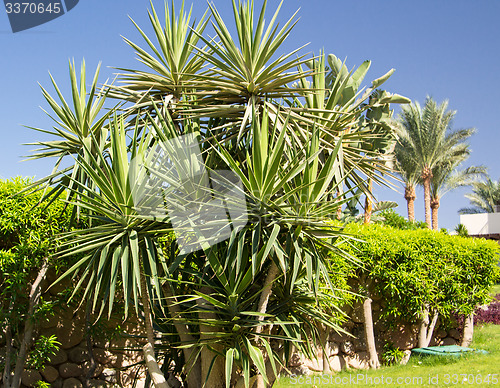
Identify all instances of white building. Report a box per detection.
[460,206,500,241]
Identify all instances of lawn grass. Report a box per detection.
[275,324,500,387]
[490,283,500,297]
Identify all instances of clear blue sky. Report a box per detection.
[1,0,499,230]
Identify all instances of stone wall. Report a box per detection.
[287,297,462,375]
[1,270,149,388]
[1,272,464,386]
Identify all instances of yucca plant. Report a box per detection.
[24,60,112,220]
[24,1,408,387]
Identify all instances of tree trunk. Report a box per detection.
[197,287,225,388]
[254,262,280,388]
[336,188,343,220]
[143,344,170,388]
[418,307,429,348]
[461,313,474,347]
[11,259,49,388]
[164,286,202,388]
[140,272,170,388]
[418,306,438,348]
[404,185,416,222]
[263,340,285,387]
[318,325,331,373]
[255,262,279,334]
[363,178,373,225]
[363,298,380,369]
[3,298,15,388]
[421,168,432,229]
[431,197,440,231]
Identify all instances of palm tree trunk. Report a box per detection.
[363,178,373,224]
[404,185,416,222]
[431,197,440,231]
[336,188,343,220]
[422,168,432,229]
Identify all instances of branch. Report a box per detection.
[11,258,50,388]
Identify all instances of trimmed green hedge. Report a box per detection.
[335,223,500,322]
[0,177,72,336]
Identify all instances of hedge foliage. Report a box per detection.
[338,223,500,323]
[0,178,72,330]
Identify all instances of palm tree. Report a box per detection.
[430,159,486,230]
[396,97,475,228]
[25,1,406,386]
[394,140,420,222]
[459,177,500,214]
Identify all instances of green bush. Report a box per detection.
[378,209,427,230]
[0,177,72,378]
[339,223,500,322]
[0,177,72,291]
[381,342,406,366]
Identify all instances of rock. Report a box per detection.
[59,362,82,378]
[41,314,59,329]
[429,336,441,346]
[101,368,117,384]
[288,352,304,367]
[374,317,387,332]
[436,329,447,338]
[82,361,104,378]
[52,378,64,388]
[345,351,370,370]
[41,365,59,382]
[303,357,323,372]
[328,341,339,356]
[382,324,418,350]
[21,369,42,387]
[400,350,411,365]
[329,330,351,343]
[288,365,310,376]
[57,322,85,350]
[93,348,115,365]
[340,341,355,355]
[442,337,457,346]
[329,355,347,372]
[448,328,461,340]
[47,346,68,365]
[88,380,108,388]
[48,277,71,296]
[62,377,83,388]
[353,335,367,352]
[92,337,110,349]
[371,293,382,302]
[68,346,89,363]
[351,303,365,324]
